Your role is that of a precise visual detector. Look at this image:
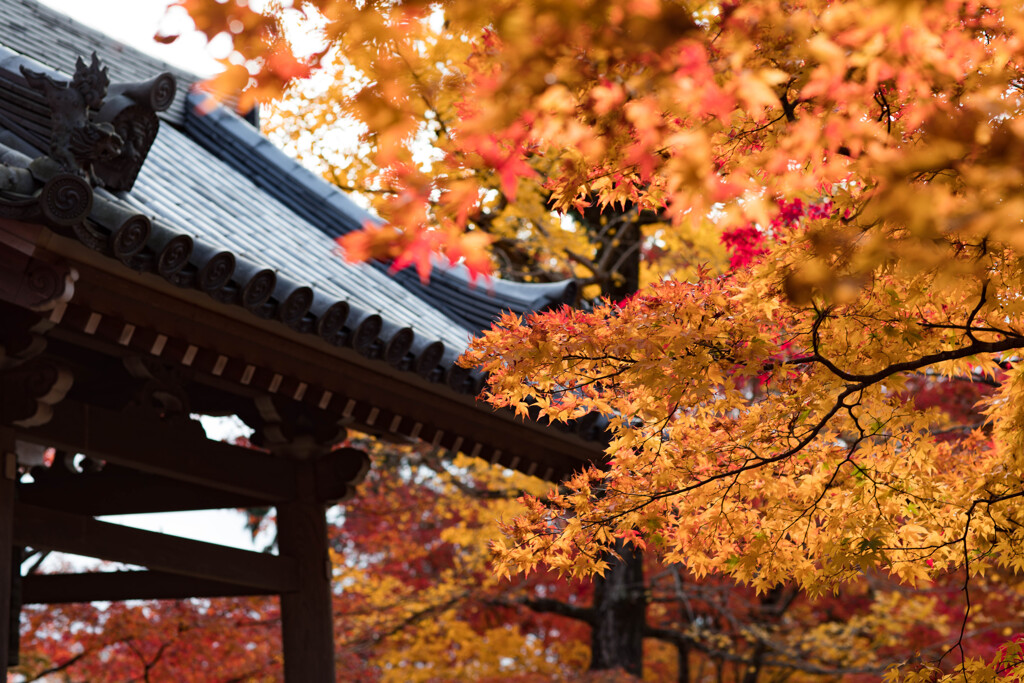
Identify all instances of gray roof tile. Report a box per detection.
[0,0,579,394]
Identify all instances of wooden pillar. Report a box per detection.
[1,431,16,671]
[8,546,20,668]
[278,460,335,681]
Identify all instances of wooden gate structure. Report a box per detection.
[0,1,605,679]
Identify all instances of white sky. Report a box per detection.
[37,0,225,76]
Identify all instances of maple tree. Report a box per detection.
[14,587,281,681]
[161,0,1024,678]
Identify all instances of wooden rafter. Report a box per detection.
[55,261,598,479]
[22,570,277,604]
[18,467,272,516]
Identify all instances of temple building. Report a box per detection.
[0,1,603,679]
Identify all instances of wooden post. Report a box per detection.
[1,431,16,670]
[278,460,335,681]
[8,546,20,668]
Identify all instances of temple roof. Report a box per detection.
[0,0,578,394]
[0,0,603,480]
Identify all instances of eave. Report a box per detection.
[4,217,603,481]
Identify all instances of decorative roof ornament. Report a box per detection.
[20,53,121,184]
[3,52,176,191]
[93,72,177,190]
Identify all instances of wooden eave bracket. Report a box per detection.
[0,240,76,313]
[0,359,72,428]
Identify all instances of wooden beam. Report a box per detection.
[12,400,296,501]
[278,461,335,682]
[18,467,272,516]
[61,263,601,479]
[13,503,297,593]
[22,570,277,604]
[0,435,14,669]
[18,447,368,515]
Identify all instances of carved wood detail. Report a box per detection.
[7,53,174,191]
[253,394,348,454]
[0,243,76,311]
[0,359,73,427]
[313,447,371,504]
[122,355,191,416]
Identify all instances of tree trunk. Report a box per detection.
[677,641,690,683]
[589,540,646,678]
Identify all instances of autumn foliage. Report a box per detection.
[16,590,281,681]
[18,443,1024,682]
[150,0,1024,678]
